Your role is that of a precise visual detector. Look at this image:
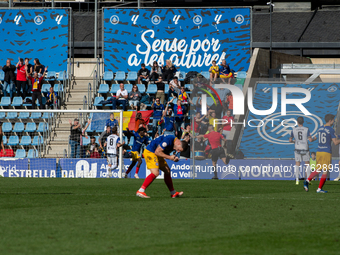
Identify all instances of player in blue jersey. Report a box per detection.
[105,113,119,130]
[125,127,149,179]
[136,134,188,198]
[304,114,340,193]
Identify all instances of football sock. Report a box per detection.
[305,165,311,180]
[135,167,140,174]
[318,174,327,189]
[308,171,319,182]
[164,173,175,192]
[141,173,156,190]
[295,165,299,182]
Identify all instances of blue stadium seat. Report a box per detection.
[201,71,210,80]
[20,136,31,146]
[41,84,51,93]
[178,71,186,81]
[42,112,53,119]
[31,112,42,119]
[98,84,109,94]
[25,123,36,132]
[32,136,44,146]
[6,112,17,119]
[23,97,32,107]
[146,84,157,94]
[137,84,146,93]
[165,84,169,94]
[124,136,128,145]
[82,136,90,146]
[46,71,57,82]
[128,136,134,147]
[0,70,4,81]
[192,97,199,105]
[15,149,26,158]
[11,97,23,107]
[103,71,114,82]
[207,97,215,106]
[18,112,30,119]
[13,122,24,133]
[237,71,247,79]
[57,71,66,82]
[0,112,5,119]
[96,126,104,133]
[110,84,120,94]
[0,97,11,107]
[185,84,193,93]
[27,149,38,158]
[36,97,47,107]
[124,84,133,93]
[93,97,104,107]
[2,135,6,145]
[7,136,19,146]
[37,122,48,133]
[94,136,100,144]
[126,71,137,82]
[114,71,125,82]
[54,84,63,92]
[2,123,12,132]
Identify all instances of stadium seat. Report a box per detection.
[94,136,100,144]
[2,123,12,132]
[126,71,137,82]
[178,71,186,81]
[37,122,48,133]
[18,112,30,119]
[2,135,6,145]
[41,84,51,94]
[23,97,32,107]
[11,97,23,107]
[19,136,31,146]
[185,84,193,93]
[31,112,42,119]
[207,97,215,106]
[192,97,199,105]
[165,84,169,94]
[0,112,5,119]
[32,136,44,146]
[235,83,243,91]
[124,84,133,93]
[96,126,104,133]
[114,71,125,82]
[237,71,247,79]
[137,84,146,93]
[42,112,53,119]
[25,122,36,132]
[98,84,109,94]
[7,136,19,146]
[46,71,57,82]
[110,84,120,94]
[128,136,134,147]
[27,149,38,158]
[0,97,11,107]
[103,71,114,82]
[146,84,157,94]
[36,97,47,107]
[57,71,66,83]
[201,71,210,80]
[93,97,104,107]
[54,84,63,92]
[82,136,90,146]
[13,122,24,133]
[15,149,26,158]
[6,112,17,119]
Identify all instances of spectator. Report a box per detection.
[99,125,112,151]
[209,100,224,119]
[16,57,27,99]
[46,86,58,109]
[178,86,190,113]
[69,118,82,158]
[25,58,33,93]
[162,99,176,136]
[219,59,233,84]
[198,113,209,135]
[180,134,191,159]
[222,110,234,140]
[181,124,193,140]
[2,59,16,98]
[173,99,185,138]
[0,124,6,155]
[33,58,44,77]
[26,66,47,110]
[149,61,162,83]
[194,112,207,135]
[151,97,164,138]
[197,125,230,179]
[134,107,148,132]
[161,59,176,83]
[90,147,101,158]
[129,85,141,108]
[226,92,233,115]
[154,76,165,104]
[112,83,128,111]
[168,76,181,98]
[208,110,219,132]
[86,136,98,158]
[216,86,229,111]
[192,74,208,96]
[137,63,150,84]
[194,136,205,151]
[209,60,219,85]
[105,113,119,131]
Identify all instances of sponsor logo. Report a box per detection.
[34,15,43,25]
[193,15,202,25]
[235,14,244,24]
[327,86,337,93]
[214,14,222,24]
[55,15,63,25]
[110,15,119,25]
[151,15,161,25]
[14,15,22,25]
[173,15,180,25]
[131,15,139,25]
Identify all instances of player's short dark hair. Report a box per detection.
[181,140,189,152]
[325,114,335,123]
[138,127,147,133]
[173,76,178,80]
[141,63,145,67]
[311,152,316,155]
[297,117,304,125]
[111,126,117,134]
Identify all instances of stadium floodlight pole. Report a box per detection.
[94,0,98,58]
[267,1,274,69]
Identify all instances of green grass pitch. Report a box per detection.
[1,178,340,255]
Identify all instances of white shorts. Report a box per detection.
[107,154,118,168]
[294,151,310,162]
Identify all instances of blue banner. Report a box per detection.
[30,158,57,178]
[0,158,28,177]
[0,9,69,71]
[103,8,251,73]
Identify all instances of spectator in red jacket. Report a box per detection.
[26,66,47,109]
[16,57,27,99]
